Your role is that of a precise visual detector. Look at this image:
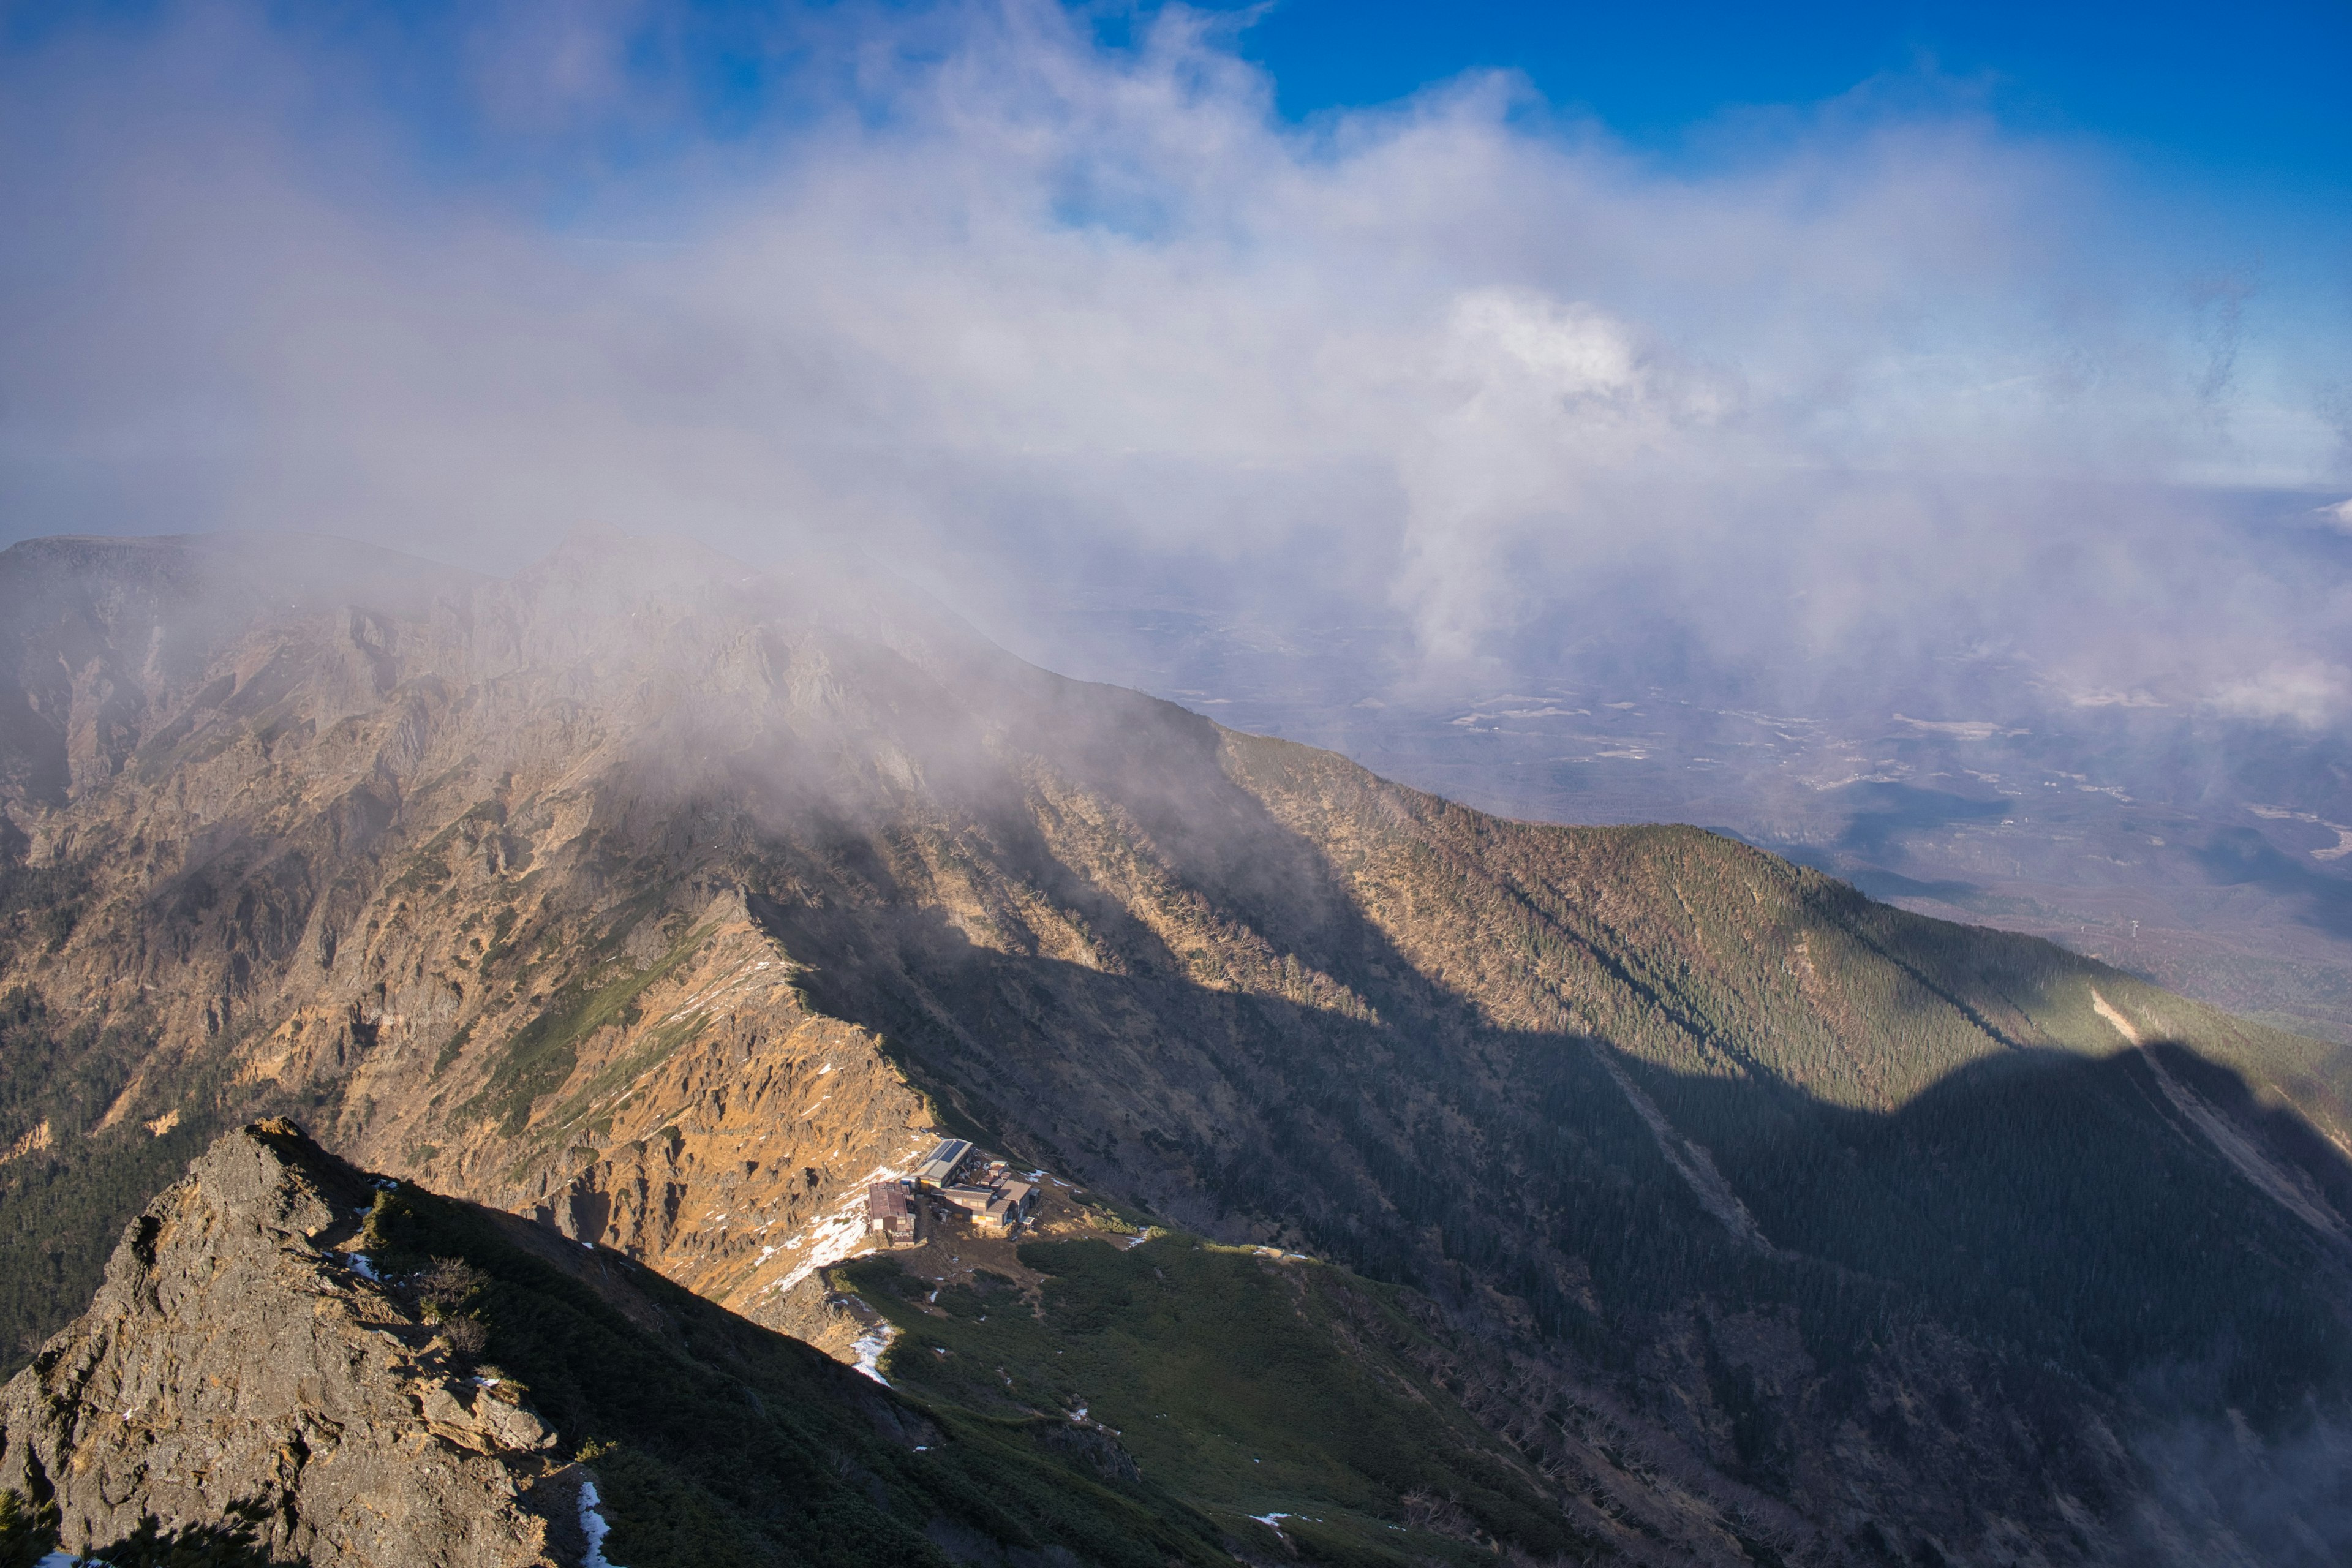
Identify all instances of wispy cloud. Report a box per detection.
[2209,663,2352,729]
[1,0,2345,726]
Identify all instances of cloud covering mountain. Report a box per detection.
[4,0,2347,733]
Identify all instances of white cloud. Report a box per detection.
[1444,289,1646,405]
[2209,663,2352,728]
[0,0,2345,723]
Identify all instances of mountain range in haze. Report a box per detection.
[982,496,2352,1050]
[3,530,2352,1564]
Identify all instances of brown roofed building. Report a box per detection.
[865,1182,918,1246]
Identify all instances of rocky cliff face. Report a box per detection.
[0,531,970,1342]
[0,1120,577,1566]
[3,531,2350,1562]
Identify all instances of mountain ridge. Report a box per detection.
[3,529,2350,1562]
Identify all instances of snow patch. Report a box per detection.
[579,1478,625,1568]
[345,1253,380,1282]
[850,1321,899,1386]
[761,1149,926,1295]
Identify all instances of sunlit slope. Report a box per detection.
[1223,728,2352,1129]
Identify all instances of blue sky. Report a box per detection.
[20,2,2337,206]
[1220,0,2350,191]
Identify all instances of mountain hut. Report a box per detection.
[865,1182,919,1245]
[915,1138,974,1191]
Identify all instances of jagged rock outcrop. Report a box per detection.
[0,1120,576,1566]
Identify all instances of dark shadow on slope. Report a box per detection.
[763,881,2352,1430]
[1653,1042,2352,1419]
[720,685,2352,1435]
[745,793,1825,1373]
[2145,1039,2352,1219]
[1829,783,2011,861]
[2197,826,2352,941]
[761,861,2352,1562]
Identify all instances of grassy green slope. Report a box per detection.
[840,1235,1599,1567]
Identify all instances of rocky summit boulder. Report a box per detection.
[0,1120,578,1567]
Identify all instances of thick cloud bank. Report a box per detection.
[2,0,2348,726]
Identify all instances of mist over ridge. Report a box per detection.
[7,4,2349,1057]
[2,520,2351,1562]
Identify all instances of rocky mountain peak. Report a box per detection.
[1,1121,579,1567]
